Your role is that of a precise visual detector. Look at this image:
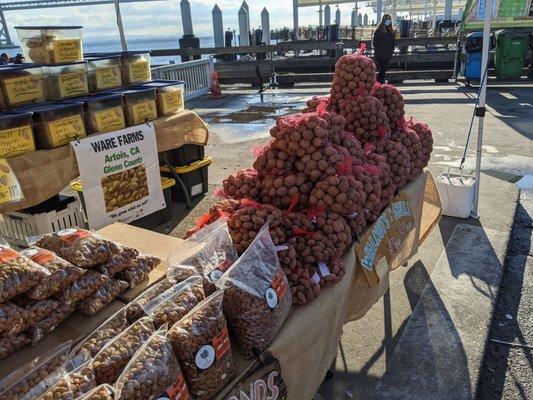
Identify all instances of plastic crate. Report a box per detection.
[160,144,205,167]
[160,156,212,203]
[0,195,85,247]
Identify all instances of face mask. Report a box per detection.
[385,20,392,26]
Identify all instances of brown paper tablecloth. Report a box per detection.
[0,111,208,213]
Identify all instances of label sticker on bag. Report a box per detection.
[158,368,191,400]
[317,261,331,277]
[21,248,54,265]
[208,260,231,283]
[55,228,91,244]
[194,326,230,371]
[0,247,19,263]
[265,271,287,310]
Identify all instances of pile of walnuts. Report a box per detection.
[372,83,405,131]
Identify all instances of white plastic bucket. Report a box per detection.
[436,168,476,219]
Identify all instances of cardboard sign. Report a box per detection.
[218,354,287,400]
[72,123,165,229]
[355,191,415,286]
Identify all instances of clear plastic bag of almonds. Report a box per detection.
[20,247,86,300]
[0,240,50,303]
[58,271,109,304]
[70,308,130,358]
[188,218,238,295]
[166,243,203,284]
[115,325,190,400]
[168,290,236,400]
[92,316,155,385]
[95,245,139,278]
[33,228,121,268]
[0,302,27,335]
[22,350,96,400]
[0,341,71,400]
[143,276,205,328]
[17,298,61,334]
[77,384,115,400]
[28,302,75,345]
[0,332,31,360]
[77,279,129,316]
[125,278,175,323]
[217,223,292,358]
[115,255,161,288]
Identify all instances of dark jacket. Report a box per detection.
[373,29,395,60]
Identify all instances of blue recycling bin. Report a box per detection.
[464,31,485,80]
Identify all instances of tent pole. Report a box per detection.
[471,0,492,218]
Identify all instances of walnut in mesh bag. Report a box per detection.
[0,245,49,302]
[92,317,155,385]
[0,302,27,335]
[168,291,236,400]
[115,255,160,288]
[36,229,121,268]
[217,223,292,358]
[143,276,204,328]
[77,279,129,316]
[0,332,31,360]
[126,278,175,323]
[59,271,109,304]
[0,341,71,400]
[115,326,190,400]
[95,246,139,277]
[21,247,86,300]
[71,308,130,358]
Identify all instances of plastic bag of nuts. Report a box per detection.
[17,298,61,332]
[115,255,160,288]
[143,276,205,328]
[35,229,121,268]
[126,278,175,323]
[0,341,71,400]
[188,219,238,294]
[58,271,109,304]
[0,242,50,302]
[92,317,155,385]
[24,369,74,400]
[217,223,292,358]
[95,246,139,277]
[70,308,130,358]
[0,332,31,360]
[77,384,115,400]
[168,291,236,400]
[0,302,27,335]
[115,326,190,400]
[166,245,203,285]
[28,303,75,345]
[77,279,129,316]
[21,247,86,300]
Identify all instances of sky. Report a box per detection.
[4,0,377,43]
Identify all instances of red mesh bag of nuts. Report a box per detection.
[253,142,296,177]
[352,164,383,223]
[270,113,330,158]
[294,143,345,182]
[309,174,366,216]
[330,54,377,110]
[260,172,313,210]
[184,198,242,238]
[286,262,322,305]
[406,118,433,169]
[303,95,330,113]
[331,131,365,161]
[373,139,412,190]
[217,223,292,358]
[372,83,405,131]
[222,168,262,200]
[316,256,346,287]
[313,211,352,255]
[338,93,390,142]
[363,147,396,209]
[391,125,424,181]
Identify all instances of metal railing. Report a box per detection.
[151,58,213,100]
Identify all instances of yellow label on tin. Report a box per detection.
[4,75,44,105]
[48,115,86,147]
[0,125,36,158]
[52,39,82,63]
[161,90,183,115]
[131,100,157,125]
[128,60,150,83]
[0,159,23,204]
[94,107,126,133]
[58,72,88,98]
[95,67,121,90]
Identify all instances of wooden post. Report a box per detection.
[242,1,251,38]
[212,5,224,48]
[324,4,331,26]
[261,7,270,44]
[180,0,193,36]
[335,7,340,26]
[238,6,250,46]
[114,0,127,51]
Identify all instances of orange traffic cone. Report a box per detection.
[210,70,223,99]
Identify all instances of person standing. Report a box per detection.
[372,14,395,83]
[0,53,8,65]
